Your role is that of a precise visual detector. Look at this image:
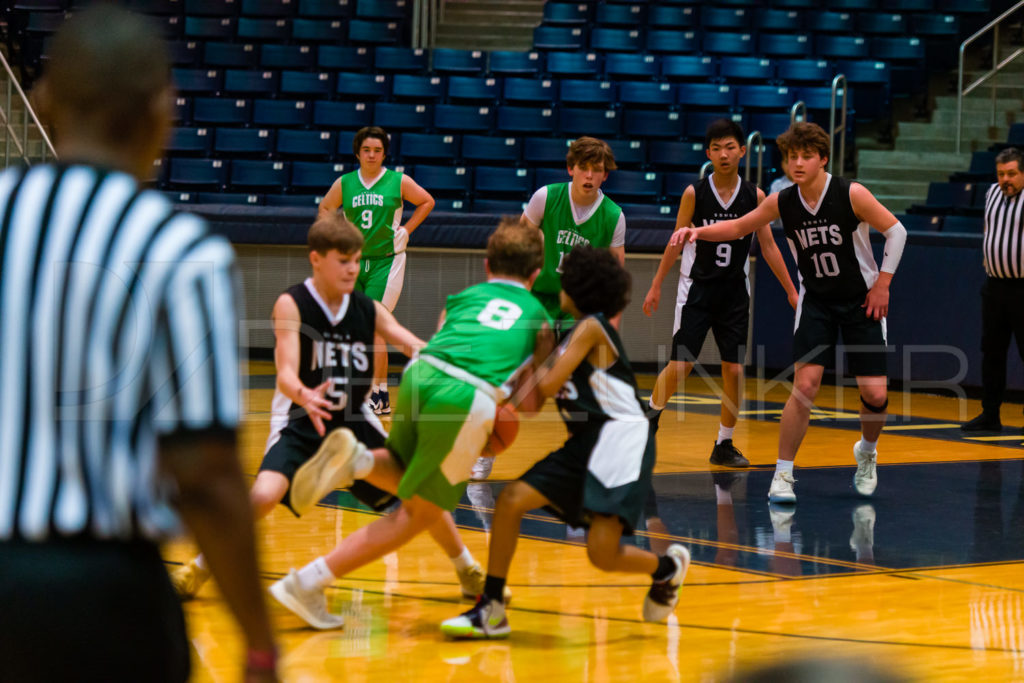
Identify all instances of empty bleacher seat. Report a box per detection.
[242,0,295,17]
[167,41,201,67]
[204,42,259,69]
[606,139,646,168]
[261,44,316,69]
[471,198,526,213]
[523,137,572,166]
[230,160,289,190]
[748,112,793,139]
[602,170,662,202]
[348,18,400,44]
[336,72,390,99]
[496,106,556,135]
[431,48,485,74]
[776,58,832,83]
[912,14,958,35]
[167,127,212,156]
[1008,123,1024,146]
[374,102,432,131]
[545,51,601,78]
[858,12,908,34]
[461,135,522,164]
[298,0,353,18]
[942,215,983,233]
[622,109,684,139]
[590,27,642,53]
[319,45,373,71]
[702,31,755,56]
[702,6,752,30]
[646,29,698,54]
[503,78,557,104]
[474,166,533,197]
[196,192,262,205]
[686,112,745,140]
[872,37,924,62]
[665,171,702,194]
[533,25,587,51]
[759,33,812,57]
[816,35,869,59]
[172,68,221,94]
[720,56,774,81]
[737,85,796,109]
[253,99,312,127]
[434,104,495,133]
[291,161,346,190]
[223,69,278,96]
[184,16,235,40]
[618,81,675,108]
[758,8,803,32]
[603,53,659,80]
[596,2,645,26]
[276,129,335,158]
[356,0,408,19]
[236,17,290,41]
[265,194,321,207]
[396,132,458,163]
[661,55,716,80]
[312,100,373,129]
[678,83,735,109]
[214,128,274,157]
[169,158,228,189]
[293,17,346,42]
[374,46,428,72]
[648,141,708,170]
[543,2,591,25]
[413,165,472,197]
[649,5,696,28]
[392,73,445,100]
[184,0,234,16]
[535,167,568,188]
[837,59,890,83]
[279,71,333,98]
[447,76,501,103]
[488,50,544,77]
[898,213,944,233]
[558,108,620,138]
[911,181,975,214]
[192,97,251,125]
[559,80,617,108]
[808,11,854,33]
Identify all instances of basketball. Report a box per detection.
[483,403,519,457]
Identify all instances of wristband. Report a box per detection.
[246,648,277,671]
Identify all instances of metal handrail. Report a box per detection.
[0,50,56,167]
[412,0,439,49]
[790,100,807,125]
[744,130,764,188]
[699,160,712,179]
[828,74,847,176]
[956,0,1024,154]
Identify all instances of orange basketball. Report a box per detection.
[483,403,519,457]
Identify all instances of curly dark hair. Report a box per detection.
[559,246,631,318]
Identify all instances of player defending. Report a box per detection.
[265,218,553,629]
[319,125,435,415]
[670,122,906,504]
[441,246,690,639]
[171,213,489,616]
[643,119,798,467]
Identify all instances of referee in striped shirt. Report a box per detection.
[963,147,1024,433]
[0,6,277,682]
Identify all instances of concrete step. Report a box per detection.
[898,120,1004,141]
[434,33,534,50]
[855,165,957,183]
[857,149,972,169]
[854,179,931,197]
[871,195,917,213]
[447,0,543,8]
[443,8,541,22]
[894,137,996,153]
[930,108,1020,126]
[935,95,1024,112]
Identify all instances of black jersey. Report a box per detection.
[554,314,646,436]
[272,279,376,438]
[778,175,878,301]
[682,175,758,281]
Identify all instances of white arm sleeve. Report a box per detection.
[611,211,626,247]
[523,186,548,225]
[880,221,906,274]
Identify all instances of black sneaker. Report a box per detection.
[961,412,1002,432]
[711,470,743,491]
[709,439,749,467]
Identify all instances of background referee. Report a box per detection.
[963,147,1024,433]
[0,6,277,681]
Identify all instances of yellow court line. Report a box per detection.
[965,435,1024,442]
[884,423,963,431]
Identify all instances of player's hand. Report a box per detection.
[787,290,799,311]
[668,227,699,247]
[393,226,409,253]
[862,283,889,320]
[642,286,660,316]
[301,381,333,436]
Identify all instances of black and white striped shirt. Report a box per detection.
[0,163,241,543]
[983,183,1024,279]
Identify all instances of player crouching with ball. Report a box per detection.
[441,245,691,640]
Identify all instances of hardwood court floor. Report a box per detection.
[164,368,1024,682]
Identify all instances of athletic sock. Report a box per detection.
[775,459,794,476]
[858,437,878,454]
[483,575,506,603]
[296,556,336,592]
[651,555,676,582]
[716,424,735,445]
[378,382,388,393]
[194,554,208,571]
[451,546,475,572]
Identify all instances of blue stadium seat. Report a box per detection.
[375,102,432,131]
[167,41,201,67]
[396,133,458,163]
[168,158,228,189]
[622,109,684,139]
[172,68,221,94]
[545,51,601,78]
[859,13,908,34]
[774,0,821,8]
[167,127,212,156]
[474,166,533,197]
[313,100,374,129]
[912,14,958,35]
[223,69,278,97]
[192,97,250,125]
[872,37,924,62]
[590,27,642,53]
[776,58,832,83]
[413,165,472,197]
[828,0,877,8]
[720,56,774,81]
[196,192,262,206]
[242,0,295,17]
[184,0,234,15]
[617,202,676,218]
[279,71,333,98]
[374,46,428,73]
[798,86,840,111]
[160,189,194,204]
[646,29,698,54]
[236,17,290,41]
[558,108,620,138]
[661,55,716,80]
[348,18,400,44]
[748,113,792,139]
[253,99,313,127]
[970,183,993,211]
[356,0,407,19]
[737,85,796,109]
[702,31,755,56]
[172,97,191,124]
[535,167,568,188]
[606,139,646,168]
[265,194,321,207]
[391,73,445,101]
[488,50,544,76]
[942,215,983,233]
[1008,123,1024,145]
[702,7,752,29]
[677,83,735,109]
[335,72,390,99]
[603,53,659,79]
[298,0,353,18]
[808,11,854,33]
[432,198,469,212]
[230,160,289,190]
[951,151,998,182]
[434,104,495,133]
[461,135,522,164]
[261,45,316,69]
[649,5,696,28]
[523,137,572,166]
[664,171,702,194]
[559,80,616,108]
[495,106,556,135]
[214,128,274,157]
[918,182,974,214]
[602,170,662,202]
[816,35,869,59]
[152,15,184,39]
[204,43,259,69]
[336,130,361,158]
[447,76,501,103]
[897,213,944,233]
[471,198,527,213]
[276,129,335,158]
[618,81,675,108]
[595,3,645,26]
[318,45,373,71]
[291,161,346,190]
[533,25,587,51]
[884,0,932,10]
[648,140,708,169]
[293,18,346,42]
[837,59,890,83]
[432,48,485,74]
[543,2,591,24]
[758,8,803,32]
[503,78,557,104]
[184,16,234,40]
[759,33,812,57]
[127,0,182,15]
[685,112,744,140]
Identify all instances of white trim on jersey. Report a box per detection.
[304,277,350,326]
[357,166,387,190]
[850,221,880,291]
[709,173,741,211]
[797,173,832,216]
[264,389,293,454]
[380,250,406,312]
[793,285,806,334]
[360,401,389,439]
[524,185,612,228]
[589,420,648,490]
[439,388,496,486]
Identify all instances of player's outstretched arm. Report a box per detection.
[272,294,332,435]
[399,174,435,235]
[643,185,694,316]
[670,193,780,246]
[753,189,799,309]
[510,323,557,414]
[373,300,426,357]
[850,183,906,320]
[536,317,605,398]
[317,177,343,219]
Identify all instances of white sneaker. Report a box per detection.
[850,504,876,554]
[767,470,797,504]
[642,544,690,622]
[769,504,795,533]
[269,570,344,630]
[470,455,494,481]
[853,442,878,496]
[455,562,513,603]
[441,596,510,640]
[290,428,371,515]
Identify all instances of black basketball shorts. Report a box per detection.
[671,277,750,364]
[792,292,888,376]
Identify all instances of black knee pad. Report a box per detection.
[861,396,888,413]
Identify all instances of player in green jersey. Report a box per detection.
[266,218,554,630]
[319,126,435,416]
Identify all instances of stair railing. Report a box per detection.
[412,0,440,49]
[790,100,807,125]
[828,74,847,177]
[699,160,712,179]
[0,51,56,168]
[744,130,764,188]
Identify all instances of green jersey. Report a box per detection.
[533,182,623,295]
[340,168,403,257]
[423,280,551,388]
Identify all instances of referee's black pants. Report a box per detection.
[980,277,1024,414]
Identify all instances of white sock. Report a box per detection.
[450,546,475,571]
[649,397,665,411]
[859,437,878,454]
[716,425,735,444]
[379,382,388,393]
[194,554,207,571]
[352,447,375,480]
[775,459,794,475]
[296,556,336,592]
[715,487,732,505]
